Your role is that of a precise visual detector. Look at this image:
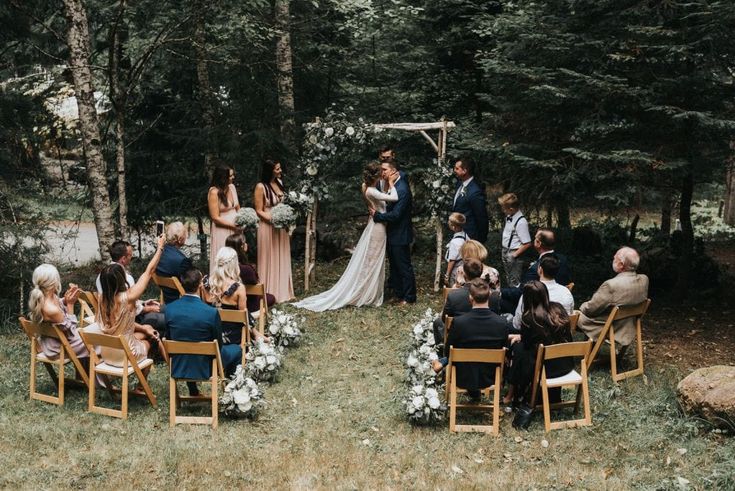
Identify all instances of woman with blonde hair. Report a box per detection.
[98,235,166,370]
[28,264,89,364]
[201,247,267,344]
[452,239,501,292]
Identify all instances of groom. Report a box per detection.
[370,147,417,305]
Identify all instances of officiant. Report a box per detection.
[451,156,488,244]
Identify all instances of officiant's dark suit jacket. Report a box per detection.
[374,174,413,246]
[452,180,488,243]
[445,307,509,391]
[166,295,240,379]
[155,244,192,304]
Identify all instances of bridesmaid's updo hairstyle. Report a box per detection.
[211,164,234,206]
[28,264,62,323]
[363,162,382,187]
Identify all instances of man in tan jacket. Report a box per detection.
[577,247,649,347]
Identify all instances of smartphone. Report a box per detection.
[155,220,164,236]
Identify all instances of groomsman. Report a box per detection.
[451,157,488,244]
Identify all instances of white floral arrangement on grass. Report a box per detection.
[235,207,259,232]
[270,203,297,231]
[284,191,314,217]
[267,308,303,348]
[403,308,447,425]
[220,365,265,418]
[244,339,284,384]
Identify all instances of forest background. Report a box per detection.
[1,0,735,318]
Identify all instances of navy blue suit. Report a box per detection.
[155,244,192,304]
[374,174,416,302]
[452,179,488,243]
[166,295,241,380]
[521,252,572,286]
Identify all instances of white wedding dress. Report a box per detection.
[293,185,398,311]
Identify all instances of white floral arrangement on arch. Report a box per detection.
[269,203,297,231]
[220,365,265,418]
[421,157,455,220]
[267,308,303,348]
[403,308,447,425]
[283,191,314,218]
[243,340,283,384]
[235,207,259,232]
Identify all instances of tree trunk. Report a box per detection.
[63,0,115,262]
[555,198,571,229]
[274,0,296,154]
[109,1,129,239]
[194,0,216,173]
[660,187,672,235]
[724,160,735,226]
[674,171,694,298]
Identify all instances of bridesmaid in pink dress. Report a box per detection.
[208,165,241,275]
[254,160,294,303]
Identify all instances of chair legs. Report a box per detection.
[610,322,644,382]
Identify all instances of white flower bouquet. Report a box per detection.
[243,339,283,384]
[284,191,314,217]
[270,203,297,230]
[267,308,303,348]
[220,365,265,418]
[405,384,446,425]
[235,207,259,231]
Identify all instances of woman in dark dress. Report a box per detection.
[225,233,276,314]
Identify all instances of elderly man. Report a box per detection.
[451,157,488,244]
[156,222,193,304]
[577,247,649,347]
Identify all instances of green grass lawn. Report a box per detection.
[1,259,733,489]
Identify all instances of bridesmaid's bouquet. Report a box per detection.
[284,191,313,217]
[235,207,259,232]
[220,365,265,418]
[270,203,297,230]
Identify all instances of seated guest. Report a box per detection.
[155,221,193,305]
[521,228,572,286]
[201,247,268,345]
[432,279,510,399]
[96,240,166,336]
[166,268,242,395]
[452,240,501,293]
[98,235,166,375]
[506,281,573,418]
[512,254,574,330]
[433,258,492,344]
[28,264,89,369]
[577,247,649,349]
[224,233,275,314]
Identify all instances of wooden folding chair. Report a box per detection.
[77,291,99,328]
[442,316,454,347]
[445,347,506,435]
[587,299,651,382]
[163,340,224,428]
[79,330,156,419]
[245,284,268,335]
[19,317,91,406]
[217,308,250,366]
[569,311,580,333]
[442,286,459,304]
[152,273,185,305]
[530,341,592,432]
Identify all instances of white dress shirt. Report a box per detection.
[512,280,574,329]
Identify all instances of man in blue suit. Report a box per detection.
[166,268,241,394]
[155,222,193,304]
[451,157,488,244]
[371,146,417,305]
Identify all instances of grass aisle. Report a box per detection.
[1,259,734,488]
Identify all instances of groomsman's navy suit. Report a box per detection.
[452,179,488,243]
[166,295,241,381]
[521,252,572,286]
[374,173,417,303]
[155,244,193,304]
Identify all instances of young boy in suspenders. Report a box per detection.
[498,193,532,287]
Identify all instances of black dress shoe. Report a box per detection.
[512,404,534,429]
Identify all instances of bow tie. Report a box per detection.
[506,216,513,222]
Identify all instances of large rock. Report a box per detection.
[677,366,735,427]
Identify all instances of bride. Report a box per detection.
[293,162,398,311]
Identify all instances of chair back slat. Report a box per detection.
[19,317,59,339]
[244,284,265,297]
[164,339,218,356]
[541,341,591,360]
[217,308,248,324]
[449,347,506,364]
[442,287,459,303]
[79,291,99,312]
[612,299,651,321]
[568,312,580,332]
[152,274,186,296]
[79,330,126,350]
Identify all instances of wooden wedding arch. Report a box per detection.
[302,119,456,293]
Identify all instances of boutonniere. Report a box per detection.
[459,187,467,198]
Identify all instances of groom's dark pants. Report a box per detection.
[387,244,416,303]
